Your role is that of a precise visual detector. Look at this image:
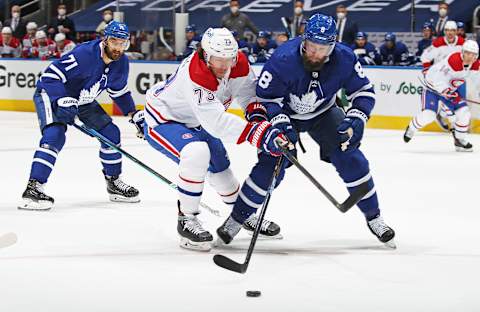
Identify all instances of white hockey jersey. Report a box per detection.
[424,51,480,94]
[421,35,464,68]
[145,51,257,143]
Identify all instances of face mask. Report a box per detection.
[104,14,113,22]
[337,12,346,20]
[230,6,239,14]
[58,9,66,16]
[294,7,302,15]
[12,12,20,19]
[439,8,447,17]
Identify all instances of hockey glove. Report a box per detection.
[270,113,298,145]
[56,97,78,125]
[245,102,267,122]
[129,110,145,139]
[337,109,368,152]
[240,121,289,157]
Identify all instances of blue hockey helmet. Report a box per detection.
[422,22,433,30]
[258,30,271,39]
[231,30,238,38]
[457,21,465,29]
[186,24,196,33]
[355,31,368,40]
[384,32,396,42]
[104,21,130,40]
[303,13,337,45]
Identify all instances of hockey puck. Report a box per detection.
[246,290,261,297]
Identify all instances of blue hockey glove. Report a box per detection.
[337,109,368,152]
[241,121,289,157]
[56,97,78,125]
[129,110,145,139]
[245,102,267,122]
[270,113,298,145]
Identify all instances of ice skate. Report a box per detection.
[454,136,473,152]
[403,125,415,143]
[18,179,54,211]
[105,174,140,203]
[178,212,213,251]
[243,213,282,240]
[367,215,396,249]
[216,215,243,246]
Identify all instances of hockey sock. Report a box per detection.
[98,122,122,177]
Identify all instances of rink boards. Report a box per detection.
[1,58,479,133]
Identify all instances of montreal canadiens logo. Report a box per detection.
[450,79,465,88]
[182,133,193,139]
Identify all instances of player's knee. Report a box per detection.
[455,106,470,122]
[41,124,66,152]
[180,142,211,171]
[99,122,121,145]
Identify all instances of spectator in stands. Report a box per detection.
[48,3,76,41]
[96,9,114,37]
[287,1,307,37]
[30,30,56,60]
[379,32,411,66]
[22,22,38,55]
[248,30,276,64]
[335,4,358,46]
[351,32,381,65]
[231,30,250,58]
[416,22,434,62]
[4,5,27,40]
[432,1,450,37]
[456,21,466,39]
[221,0,258,41]
[0,26,21,58]
[275,32,289,46]
[53,32,76,58]
[177,24,201,60]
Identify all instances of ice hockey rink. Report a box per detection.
[1,111,479,312]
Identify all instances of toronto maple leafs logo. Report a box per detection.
[289,91,326,114]
[78,75,108,105]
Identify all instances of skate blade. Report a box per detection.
[0,232,18,249]
[18,199,53,211]
[383,239,397,249]
[109,194,141,203]
[246,231,284,240]
[179,237,212,252]
[455,147,473,153]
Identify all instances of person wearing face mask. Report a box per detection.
[335,4,358,46]
[221,0,259,41]
[47,4,76,41]
[287,1,307,37]
[96,9,114,37]
[4,5,28,40]
[432,2,450,37]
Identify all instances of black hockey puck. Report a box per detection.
[246,290,261,297]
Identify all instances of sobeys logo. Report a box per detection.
[395,82,423,95]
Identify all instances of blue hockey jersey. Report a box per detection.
[256,37,375,120]
[179,35,202,60]
[37,39,135,115]
[249,40,277,64]
[379,41,411,66]
[350,42,381,65]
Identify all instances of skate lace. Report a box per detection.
[368,216,389,236]
[113,178,131,192]
[184,217,208,235]
[247,215,271,232]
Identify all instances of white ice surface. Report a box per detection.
[1,111,479,312]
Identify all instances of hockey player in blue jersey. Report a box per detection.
[217,13,396,248]
[177,24,202,61]
[19,21,145,210]
[248,30,277,64]
[380,32,412,66]
[350,31,381,65]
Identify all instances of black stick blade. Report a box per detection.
[337,181,371,213]
[213,254,246,274]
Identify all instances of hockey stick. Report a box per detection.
[280,147,369,213]
[0,232,17,249]
[417,76,480,105]
[213,156,285,274]
[73,121,221,217]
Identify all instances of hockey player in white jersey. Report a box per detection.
[143,28,288,251]
[404,40,479,151]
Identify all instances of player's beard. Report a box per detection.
[302,55,327,72]
[104,45,122,61]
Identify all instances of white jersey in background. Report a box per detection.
[145,51,256,142]
[421,35,464,68]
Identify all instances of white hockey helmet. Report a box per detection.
[35,30,46,40]
[26,22,37,30]
[462,40,479,55]
[201,27,238,62]
[444,20,457,30]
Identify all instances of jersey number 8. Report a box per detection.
[258,71,273,89]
